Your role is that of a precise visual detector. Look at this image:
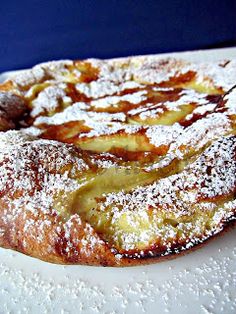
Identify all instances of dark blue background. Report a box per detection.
[0,0,235,72]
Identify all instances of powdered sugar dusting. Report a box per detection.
[196,60,236,91]
[90,90,147,108]
[76,80,143,99]
[31,85,71,117]
[0,131,94,255]
[146,124,183,147]
[0,232,235,313]
[0,54,235,268]
[12,60,74,88]
[100,136,236,251]
[35,103,127,125]
[131,57,192,84]
[225,88,236,115]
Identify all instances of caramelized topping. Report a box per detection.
[0,56,235,264]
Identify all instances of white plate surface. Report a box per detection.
[0,47,236,314]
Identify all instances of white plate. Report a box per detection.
[0,47,236,314]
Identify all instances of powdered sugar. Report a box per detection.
[90,90,147,108]
[0,130,89,218]
[100,136,236,251]
[11,67,47,89]
[31,85,71,117]
[35,102,127,125]
[1,239,235,313]
[196,60,236,91]
[131,57,192,84]
[164,89,208,111]
[146,124,183,147]
[0,53,235,266]
[170,113,231,158]
[79,122,141,138]
[224,88,236,115]
[76,80,143,99]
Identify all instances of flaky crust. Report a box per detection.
[0,55,235,266]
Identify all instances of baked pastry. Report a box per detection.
[0,56,235,266]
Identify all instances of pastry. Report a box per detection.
[0,56,235,266]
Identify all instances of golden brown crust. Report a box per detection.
[0,55,235,266]
[0,199,117,266]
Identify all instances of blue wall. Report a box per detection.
[0,0,235,72]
